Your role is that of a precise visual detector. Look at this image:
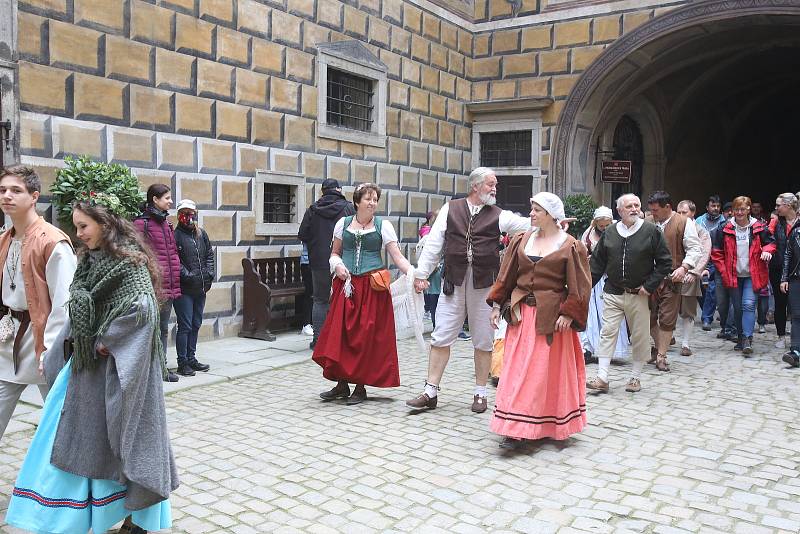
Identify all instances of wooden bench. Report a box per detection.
[239,257,306,342]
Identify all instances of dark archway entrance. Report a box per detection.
[553,0,800,211]
[611,115,644,201]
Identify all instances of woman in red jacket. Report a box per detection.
[710,196,775,356]
[133,184,183,382]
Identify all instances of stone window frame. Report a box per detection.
[0,0,19,168]
[471,118,542,181]
[316,44,387,148]
[254,170,307,237]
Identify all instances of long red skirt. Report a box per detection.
[490,304,587,440]
[312,274,400,387]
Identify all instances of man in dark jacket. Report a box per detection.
[298,179,355,348]
[586,193,672,394]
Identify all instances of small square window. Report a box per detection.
[480,131,532,167]
[326,68,374,133]
[255,170,306,236]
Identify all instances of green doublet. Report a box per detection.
[341,216,385,274]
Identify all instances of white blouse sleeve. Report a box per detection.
[381,220,398,245]
[333,217,346,240]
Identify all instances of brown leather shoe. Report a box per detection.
[625,378,641,392]
[406,392,437,410]
[345,386,367,405]
[586,376,609,393]
[655,353,670,372]
[471,395,487,413]
[319,381,350,400]
[680,347,692,357]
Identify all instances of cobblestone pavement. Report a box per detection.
[1,325,799,533]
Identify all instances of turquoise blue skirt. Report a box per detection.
[4,359,171,533]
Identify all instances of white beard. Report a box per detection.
[479,192,496,206]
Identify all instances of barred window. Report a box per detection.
[326,68,374,133]
[480,131,532,167]
[262,183,295,224]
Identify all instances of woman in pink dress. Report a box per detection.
[487,192,591,449]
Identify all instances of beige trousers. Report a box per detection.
[598,292,651,363]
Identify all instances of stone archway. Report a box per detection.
[552,0,800,204]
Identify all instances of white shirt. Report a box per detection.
[0,239,76,384]
[415,200,530,279]
[653,212,704,270]
[616,218,644,238]
[333,217,398,244]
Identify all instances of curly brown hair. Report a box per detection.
[353,182,381,206]
[72,201,163,295]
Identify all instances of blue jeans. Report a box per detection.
[701,264,717,324]
[174,293,207,365]
[730,277,756,339]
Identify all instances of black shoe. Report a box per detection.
[782,350,800,368]
[177,364,195,377]
[702,323,712,331]
[717,331,730,340]
[320,382,349,400]
[742,337,753,356]
[189,359,210,372]
[733,337,743,351]
[164,371,179,382]
[499,436,522,449]
[346,386,367,405]
[584,350,598,364]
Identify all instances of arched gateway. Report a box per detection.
[552,0,800,207]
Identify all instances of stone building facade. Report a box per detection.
[2,0,796,337]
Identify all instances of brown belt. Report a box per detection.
[1,305,31,375]
[624,287,642,295]
[523,294,537,306]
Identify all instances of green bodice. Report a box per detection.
[341,216,385,275]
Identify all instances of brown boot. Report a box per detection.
[655,353,670,372]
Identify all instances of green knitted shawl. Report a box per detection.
[68,248,163,372]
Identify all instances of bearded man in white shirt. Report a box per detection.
[406,167,530,413]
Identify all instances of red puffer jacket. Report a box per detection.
[711,219,776,291]
[133,208,182,300]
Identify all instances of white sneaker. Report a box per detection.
[302,324,314,336]
[775,336,786,349]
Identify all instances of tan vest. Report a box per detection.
[0,217,72,359]
[647,212,687,270]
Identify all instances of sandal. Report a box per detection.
[655,353,670,372]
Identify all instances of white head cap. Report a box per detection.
[530,192,566,223]
[593,206,613,220]
[176,199,197,211]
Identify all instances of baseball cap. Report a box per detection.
[176,199,197,211]
[321,179,341,191]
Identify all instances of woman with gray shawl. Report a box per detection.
[5,200,178,534]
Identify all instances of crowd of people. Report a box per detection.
[302,166,800,453]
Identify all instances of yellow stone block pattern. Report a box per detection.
[198,59,234,100]
[430,43,448,71]
[503,53,536,77]
[429,94,446,119]
[200,0,234,24]
[235,68,268,108]
[270,77,300,113]
[624,12,652,34]
[317,1,342,29]
[238,0,270,37]
[19,115,48,154]
[593,15,621,43]
[176,94,213,135]
[539,49,569,74]
[19,0,68,17]
[353,162,376,183]
[272,10,303,47]
[555,19,590,47]
[131,0,174,47]
[217,26,250,66]
[403,3,422,33]
[411,34,430,63]
[53,121,104,159]
[301,85,318,119]
[110,128,154,165]
[159,135,196,170]
[155,48,195,91]
[409,88,429,113]
[251,109,283,145]
[181,177,215,205]
[519,77,549,97]
[237,146,269,175]
[286,49,315,84]
[221,180,250,207]
[422,66,439,92]
[552,75,578,97]
[491,80,516,100]
[204,285,234,314]
[522,25,552,51]
[303,154,325,179]
[105,35,152,83]
[49,20,101,71]
[571,45,606,72]
[199,140,235,173]
[340,141,363,159]
[441,21,458,50]
[18,12,45,60]
[273,151,300,172]
[19,62,70,114]
[176,13,215,57]
[219,251,247,277]
[469,57,501,79]
[542,100,565,125]
[343,5,368,38]
[217,102,250,141]
[252,39,285,75]
[73,74,126,121]
[284,115,315,151]
[32,164,60,194]
[493,30,520,54]
[74,0,125,31]
[288,0,315,18]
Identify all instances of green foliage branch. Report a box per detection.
[564,194,598,239]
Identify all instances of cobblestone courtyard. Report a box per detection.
[1,327,799,533]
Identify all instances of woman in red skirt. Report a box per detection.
[313,183,414,405]
[487,192,591,449]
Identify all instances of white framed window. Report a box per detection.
[317,41,387,148]
[255,170,306,236]
[471,118,542,180]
